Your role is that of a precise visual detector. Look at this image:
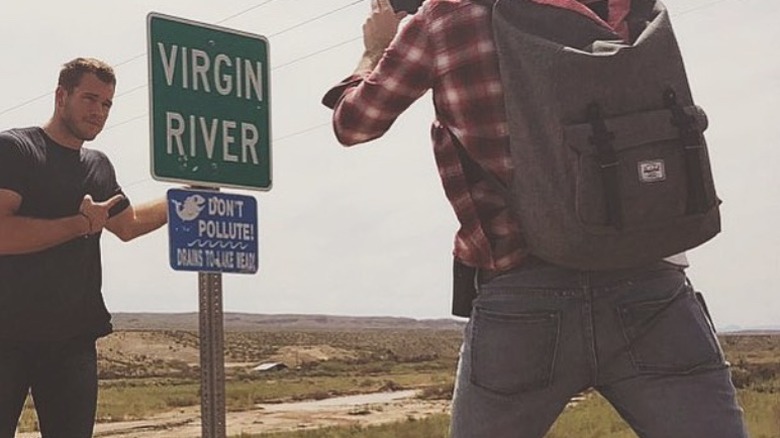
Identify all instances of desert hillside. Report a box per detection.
[112,312,466,331]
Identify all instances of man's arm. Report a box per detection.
[0,190,127,255]
[355,0,406,75]
[0,189,89,255]
[106,198,168,242]
[322,0,433,145]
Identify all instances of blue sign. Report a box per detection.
[167,188,258,274]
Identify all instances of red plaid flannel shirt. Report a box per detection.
[323,0,630,271]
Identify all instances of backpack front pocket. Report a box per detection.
[565,105,717,231]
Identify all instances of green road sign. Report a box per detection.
[148,13,271,191]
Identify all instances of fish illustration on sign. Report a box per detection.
[171,194,206,221]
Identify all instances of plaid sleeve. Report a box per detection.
[321,75,364,110]
[325,13,435,146]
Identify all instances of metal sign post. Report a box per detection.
[166,187,258,438]
[199,271,225,438]
[150,12,270,438]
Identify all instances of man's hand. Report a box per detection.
[79,194,124,234]
[363,0,407,61]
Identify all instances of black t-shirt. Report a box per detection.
[0,127,129,341]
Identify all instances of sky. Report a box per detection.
[1,0,778,330]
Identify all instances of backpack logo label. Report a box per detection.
[638,160,666,183]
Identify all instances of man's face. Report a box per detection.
[57,73,115,142]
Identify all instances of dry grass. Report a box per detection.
[16,331,780,437]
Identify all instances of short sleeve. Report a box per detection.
[0,132,31,197]
[81,148,131,218]
[100,157,131,219]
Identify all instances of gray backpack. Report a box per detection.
[489,0,721,270]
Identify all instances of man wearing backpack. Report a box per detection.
[322,0,748,436]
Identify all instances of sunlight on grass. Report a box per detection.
[243,387,779,438]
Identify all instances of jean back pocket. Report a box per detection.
[470,307,561,395]
[618,286,722,373]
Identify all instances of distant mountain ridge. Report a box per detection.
[111,312,466,331]
[111,312,778,334]
[720,324,780,335]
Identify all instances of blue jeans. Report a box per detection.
[0,336,98,438]
[450,260,748,438]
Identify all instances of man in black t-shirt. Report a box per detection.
[0,58,168,438]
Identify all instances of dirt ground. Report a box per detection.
[13,390,591,438]
[96,331,362,369]
[97,331,201,365]
[17,332,453,437]
[14,391,449,438]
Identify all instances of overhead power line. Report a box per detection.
[216,0,278,24]
[674,0,733,17]
[269,0,363,38]
[99,1,282,71]
[2,0,731,120]
[0,0,361,119]
[120,120,333,190]
[274,36,362,70]
[102,0,741,153]
[0,91,51,118]
[274,121,332,142]
[104,33,363,111]
[105,114,148,132]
